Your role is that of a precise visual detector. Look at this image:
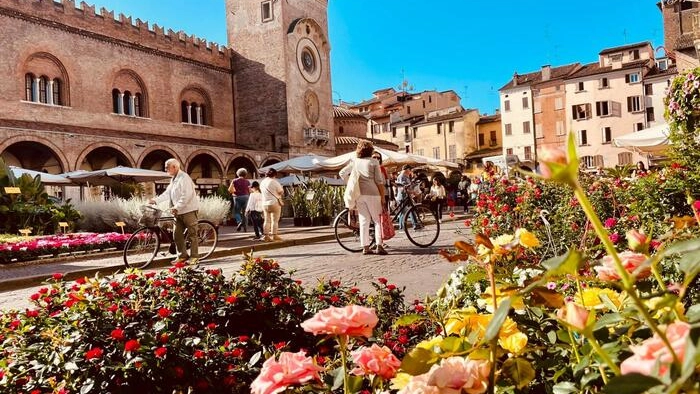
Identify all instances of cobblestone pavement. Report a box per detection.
[0,215,470,311]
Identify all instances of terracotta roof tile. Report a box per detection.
[599,41,652,55]
[565,59,652,79]
[499,63,580,90]
[333,106,366,119]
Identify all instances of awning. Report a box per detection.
[614,123,670,154]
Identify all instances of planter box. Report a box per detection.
[293,217,312,227]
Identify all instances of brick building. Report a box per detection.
[0,0,333,193]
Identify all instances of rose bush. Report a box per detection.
[0,232,130,264]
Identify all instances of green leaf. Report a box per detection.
[80,379,95,394]
[661,238,700,280]
[594,313,624,331]
[602,373,663,394]
[393,314,427,328]
[347,375,364,393]
[439,336,466,353]
[248,351,262,367]
[64,361,79,371]
[329,367,344,391]
[401,347,438,376]
[484,298,511,342]
[541,249,583,278]
[552,381,578,394]
[502,358,535,389]
[686,304,700,323]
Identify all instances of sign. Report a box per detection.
[115,221,126,234]
[19,228,32,237]
[305,191,315,200]
[58,222,69,233]
[4,187,20,194]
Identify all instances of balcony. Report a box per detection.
[303,127,330,147]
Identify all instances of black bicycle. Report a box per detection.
[123,205,218,269]
[333,181,440,252]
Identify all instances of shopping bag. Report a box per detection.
[380,210,395,240]
[343,165,361,209]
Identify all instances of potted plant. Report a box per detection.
[290,186,311,226]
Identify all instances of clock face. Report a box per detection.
[296,38,322,83]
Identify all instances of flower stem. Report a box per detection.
[339,335,350,394]
[572,183,680,365]
[567,329,581,364]
[487,263,498,394]
[583,332,620,376]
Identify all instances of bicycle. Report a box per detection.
[333,180,440,252]
[123,205,218,269]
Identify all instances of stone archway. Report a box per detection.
[140,149,176,171]
[187,153,223,196]
[1,141,66,173]
[226,156,257,180]
[260,158,281,168]
[79,147,132,170]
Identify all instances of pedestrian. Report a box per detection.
[428,177,446,222]
[372,151,391,249]
[260,168,284,242]
[339,140,386,255]
[245,181,264,240]
[468,176,480,210]
[632,161,648,178]
[395,164,419,230]
[150,158,199,264]
[446,185,457,215]
[458,175,470,210]
[228,168,250,232]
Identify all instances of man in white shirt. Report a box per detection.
[150,158,200,264]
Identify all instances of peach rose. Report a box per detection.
[351,344,401,380]
[425,357,490,394]
[594,251,651,281]
[250,351,324,394]
[538,146,568,179]
[300,305,378,338]
[625,229,648,252]
[621,321,690,376]
[556,302,590,332]
[397,373,439,394]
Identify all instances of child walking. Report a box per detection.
[245,181,264,240]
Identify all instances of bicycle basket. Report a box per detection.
[139,206,162,227]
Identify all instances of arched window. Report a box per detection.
[134,93,142,117]
[181,101,189,123]
[38,76,48,103]
[25,73,35,101]
[200,105,207,126]
[52,78,62,106]
[190,104,198,125]
[112,89,121,114]
[123,91,132,116]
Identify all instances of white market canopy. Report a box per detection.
[320,147,459,171]
[10,166,73,185]
[614,123,670,154]
[64,166,170,186]
[258,154,330,173]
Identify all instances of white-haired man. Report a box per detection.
[150,158,200,264]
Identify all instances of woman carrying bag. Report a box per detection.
[339,140,386,255]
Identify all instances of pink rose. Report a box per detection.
[604,218,617,228]
[621,321,690,376]
[556,302,590,331]
[301,305,378,338]
[626,229,649,252]
[397,373,438,394]
[250,351,323,394]
[538,146,568,179]
[594,251,650,281]
[426,357,490,394]
[351,344,401,379]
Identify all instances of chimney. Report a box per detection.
[542,65,551,81]
[512,72,519,86]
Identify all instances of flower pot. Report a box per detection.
[321,215,331,226]
[311,217,324,227]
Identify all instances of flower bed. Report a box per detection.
[0,232,130,264]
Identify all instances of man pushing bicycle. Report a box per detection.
[150,158,200,264]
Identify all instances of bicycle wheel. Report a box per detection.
[187,220,218,261]
[123,227,161,269]
[403,204,440,247]
[334,208,362,252]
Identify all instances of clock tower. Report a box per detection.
[225,0,334,156]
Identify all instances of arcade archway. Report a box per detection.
[80,147,131,170]
[187,153,223,195]
[226,156,257,180]
[1,141,65,173]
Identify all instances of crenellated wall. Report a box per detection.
[0,0,231,69]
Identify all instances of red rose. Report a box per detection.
[110,329,125,341]
[206,322,217,330]
[85,347,104,360]
[173,366,185,379]
[238,335,250,342]
[30,293,40,301]
[158,308,171,318]
[154,347,167,358]
[377,277,388,284]
[75,277,86,285]
[25,309,39,318]
[225,295,238,304]
[271,297,282,306]
[160,333,169,343]
[331,280,341,287]
[52,273,64,280]
[124,339,140,352]
[330,295,340,303]
[194,350,205,359]
[387,284,396,291]
[274,341,287,350]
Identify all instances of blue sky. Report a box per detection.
[86,0,664,114]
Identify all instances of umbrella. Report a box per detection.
[614,123,670,154]
[9,166,73,185]
[65,166,170,186]
[320,146,458,170]
[258,154,330,174]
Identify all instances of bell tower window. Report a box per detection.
[261,1,273,22]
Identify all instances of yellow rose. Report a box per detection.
[500,332,528,355]
[416,336,445,351]
[575,288,623,310]
[515,228,540,248]
[390,372,413,391]
[498,317,519,339]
